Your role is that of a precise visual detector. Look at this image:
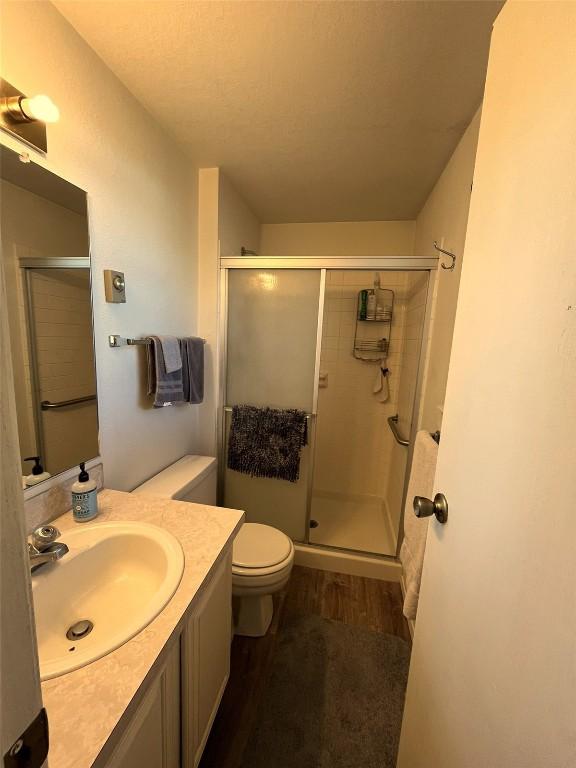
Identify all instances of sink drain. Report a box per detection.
[66,619,94,641]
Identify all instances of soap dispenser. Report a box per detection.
[71,462,98,522]
[24,456,51,487]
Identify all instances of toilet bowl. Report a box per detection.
[132,455,294,637]
[232,522,294,636]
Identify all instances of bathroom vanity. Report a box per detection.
[38,490,244,768]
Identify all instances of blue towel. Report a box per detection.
[156,335,182,373]
[146,336,184,407]
[179,337,204,404]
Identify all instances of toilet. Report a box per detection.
[132,455,294,637]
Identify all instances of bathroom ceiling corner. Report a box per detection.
[53,0,503,223]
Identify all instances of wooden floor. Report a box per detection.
[199,566,411,768]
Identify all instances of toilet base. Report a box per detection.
[233,594,273,637]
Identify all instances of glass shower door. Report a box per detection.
[223,269,322,540]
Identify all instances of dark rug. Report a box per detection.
[240,614,411,768]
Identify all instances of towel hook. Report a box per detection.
[433,240,456,271]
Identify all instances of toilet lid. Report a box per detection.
[233,523,292,569]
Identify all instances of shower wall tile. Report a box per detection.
[314,271,408,503]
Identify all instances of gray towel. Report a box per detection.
[156,335,182,373]
[146,336,184,407]
[227,405,308,483]
[178,337,204,404]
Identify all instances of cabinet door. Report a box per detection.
[106,640,180,768]
[182,551,232,768]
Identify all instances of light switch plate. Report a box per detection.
[103,270,126,303]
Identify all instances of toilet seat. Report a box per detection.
[233,552,294,578]
[233,523,292,570]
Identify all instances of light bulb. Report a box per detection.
[251,272,278,292]
[19,94,60,123]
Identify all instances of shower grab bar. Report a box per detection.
[41,394,97,410]
[387,414,409,447]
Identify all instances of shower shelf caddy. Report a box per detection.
[353,287,394,361]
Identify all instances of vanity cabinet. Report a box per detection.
[105,641,180,768]
[103,550,232,768]
[182,552,232,767]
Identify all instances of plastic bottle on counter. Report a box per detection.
[71,463,98,522]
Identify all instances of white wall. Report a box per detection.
[413,109,481,433]
[260,220,415,256]
[196,168,260,455]
[196,169,220,455]
[0,0,199,491]
[219,173,261,259]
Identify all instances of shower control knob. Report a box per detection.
[413,493,448,524]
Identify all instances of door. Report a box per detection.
[223,268,322,540]
[398,4,576,767]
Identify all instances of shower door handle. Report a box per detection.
[413,493,448,524]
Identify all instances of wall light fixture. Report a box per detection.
[0,79,60,153]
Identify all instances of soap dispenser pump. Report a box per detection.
[71,462,98,522]
[24,456,51,487]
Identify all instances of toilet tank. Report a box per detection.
[132,455,217,505]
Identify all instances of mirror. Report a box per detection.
[0,145,99,489]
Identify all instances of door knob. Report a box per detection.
[413,493,448,524]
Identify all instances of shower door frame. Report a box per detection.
[218,255,438,560]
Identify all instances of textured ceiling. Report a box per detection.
[54,0,502,223]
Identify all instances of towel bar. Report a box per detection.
[109,335,150,347]
[109,335,206,348]
[224,406,312,418]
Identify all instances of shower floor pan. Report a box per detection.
[309,491,397,557]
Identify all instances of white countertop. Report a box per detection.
[40,489,244,768]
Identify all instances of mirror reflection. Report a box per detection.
[1,146,98,488]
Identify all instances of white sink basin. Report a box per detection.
[32,521,184,680]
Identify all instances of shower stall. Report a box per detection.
[219,256,435,564]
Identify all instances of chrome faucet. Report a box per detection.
[28,526,69,573]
